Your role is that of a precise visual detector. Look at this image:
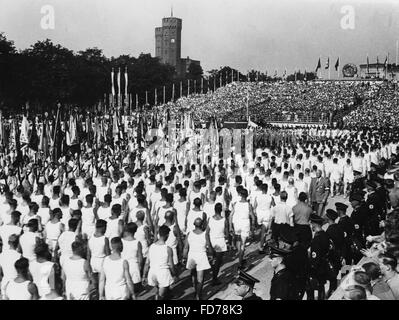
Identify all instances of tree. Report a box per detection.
[187,62,203,80]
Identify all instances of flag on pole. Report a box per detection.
[163,86,166,104]
[315,58,321,72]
[384,56,388,69]
[172,83,175,101]
[376,56,379,72]
[136,93,138,111]
[201,78,204,94]
[219,73,222,87]
[283,69,287,80]
[124,67,128,97]
[117,67,121,96]
[13,119,23,167]
[304,69,307,81]
[28,117,39,152]
[335,57,339,71]
[187,79,190,96]
[155,88,157,105]
[20,114,30,146]
[111,68,115,96]
[180,81,183,97]
[325,57,329,69]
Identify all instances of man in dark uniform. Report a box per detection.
[269,244,297,300]
[325,209,345,298]
[233,270,262,300]
[308,213,330,300]
[280,225,310,300]
[365,180,384,236]
[336,202,355,266]
[349,193,368,264]
[350,170,365,199]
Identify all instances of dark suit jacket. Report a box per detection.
[309,177,330,203]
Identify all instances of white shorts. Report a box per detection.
[148,268,174,288]
[127,259,141,284]
[105,284,129,300]
[186,252,211,271]
[331,177,340,185]
[210,237,227,253]
[66,280,90,300]
[91,257,105,273]
[233,220,250,238]
[256,210,271,226]
[344,176,354,184]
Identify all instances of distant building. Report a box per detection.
[155,12,201,77]
[359,62,399,80]
[180,56,201,76]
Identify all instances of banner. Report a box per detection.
[219,128,231,161]
[232,129,242,160]
[245,128,254,162]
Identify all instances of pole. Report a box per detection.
[136,93,138,111]
[396,40,399,66]
[201,78,203,94]
[145,91,148,106]
[246,89,249,121]
[213,77,216,92]
[163,86,165,104]
[187,79,190,96]
[172,83,175,101]
[180,81,183,98]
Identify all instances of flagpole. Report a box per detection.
[329,57,331,80]
[396,40,399,66]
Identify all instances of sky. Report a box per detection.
[1,0,399,75]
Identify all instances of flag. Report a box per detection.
[39,119,49,158]
[111,68,115,96]
[124,67,128,97]
[335,57,339,71]
[283,69,287,79]
[384,56,388,69]
[20,114,29,146]
[325,57,329,69]
[155,88,158,105]
[67,113,78,146]
[315,58,321,72]
[13,119,23,167]
[376,56,379,71]
[304,69,307,81]
[112,111,121,144]
[117,67,121,97]
[28,116,39,152]
[172,83,175,101]
[274,70,277,78]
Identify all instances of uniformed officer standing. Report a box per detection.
[349,193,368,264]
[325,209,345,298]
[365,180,383,237]
[336,202,355,266]
[280,225,311,300]
[269,244,297,300]
[308,214,330,300]
[350,170,365,199]
[233,270,262,300]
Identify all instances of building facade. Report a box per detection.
[155,14,200,77]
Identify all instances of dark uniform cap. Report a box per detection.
[366,180,377,189]
[279,225,297,245]
[309,213,324,225]
[326,209,338,221]
[350,193,364,202]
[269,244,292,257]
[335,202,348,211]
[353,170,361,175]
[234,270,260,287]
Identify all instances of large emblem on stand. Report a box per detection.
[342,63,357,77]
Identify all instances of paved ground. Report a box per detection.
[136,195,351,300]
